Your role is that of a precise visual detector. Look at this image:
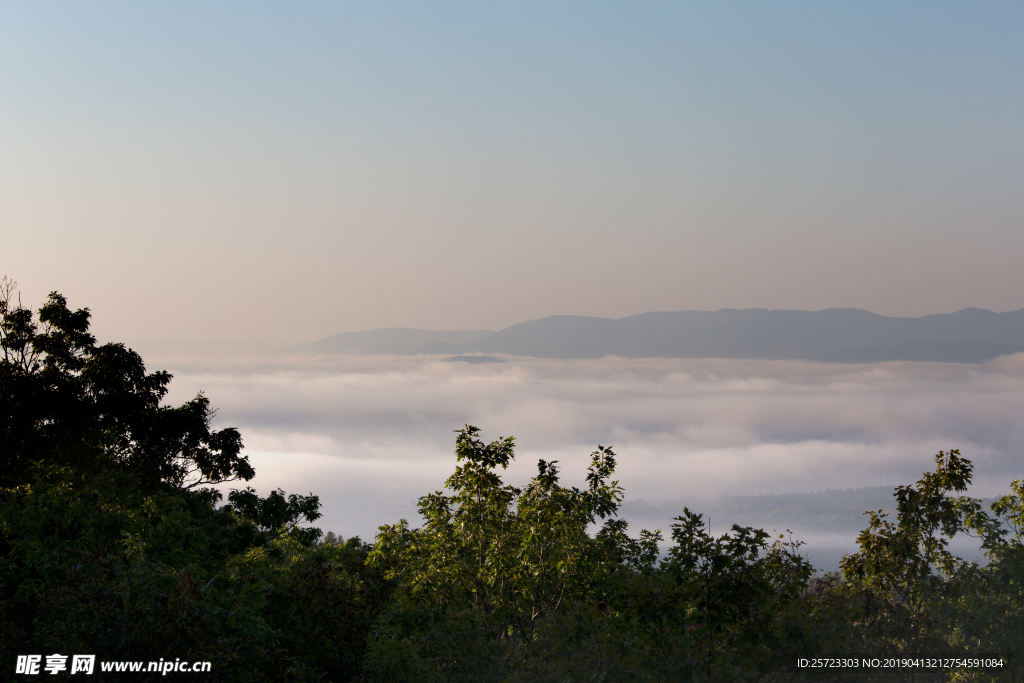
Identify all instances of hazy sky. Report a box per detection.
[3,2,1023,342]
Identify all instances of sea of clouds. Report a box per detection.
[151,351,1024,568]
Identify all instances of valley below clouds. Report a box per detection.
[154,351,1024,569]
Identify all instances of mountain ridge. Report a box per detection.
[300,307,1024,363]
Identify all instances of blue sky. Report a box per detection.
[2,2,1022,341]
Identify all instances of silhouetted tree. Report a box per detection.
[0,277,252,490]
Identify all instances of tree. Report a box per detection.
[0,278,253,490]
[368,426,649,681]
[0,281,377,682]
[830,450,1024,681]
[838,451,986,659]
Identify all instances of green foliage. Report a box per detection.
[367,427,822,682]
[368,427,636,680]
[0,462,386,681]
[940,479,1024,681]
[830,452,1024,681]
[642,511,815,680]
[838,451,982,657]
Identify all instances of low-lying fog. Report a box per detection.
[150,350,1024,570]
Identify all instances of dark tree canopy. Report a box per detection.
[0,278,253,490]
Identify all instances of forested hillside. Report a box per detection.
[3,285,1023,681]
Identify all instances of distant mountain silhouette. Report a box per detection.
[302,308,1024,363]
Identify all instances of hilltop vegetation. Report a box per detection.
[3,284,1024,681]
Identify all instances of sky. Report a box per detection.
[3,2,1023,343]
[4,4,1024,566]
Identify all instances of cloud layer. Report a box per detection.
[155,352,1024,557]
